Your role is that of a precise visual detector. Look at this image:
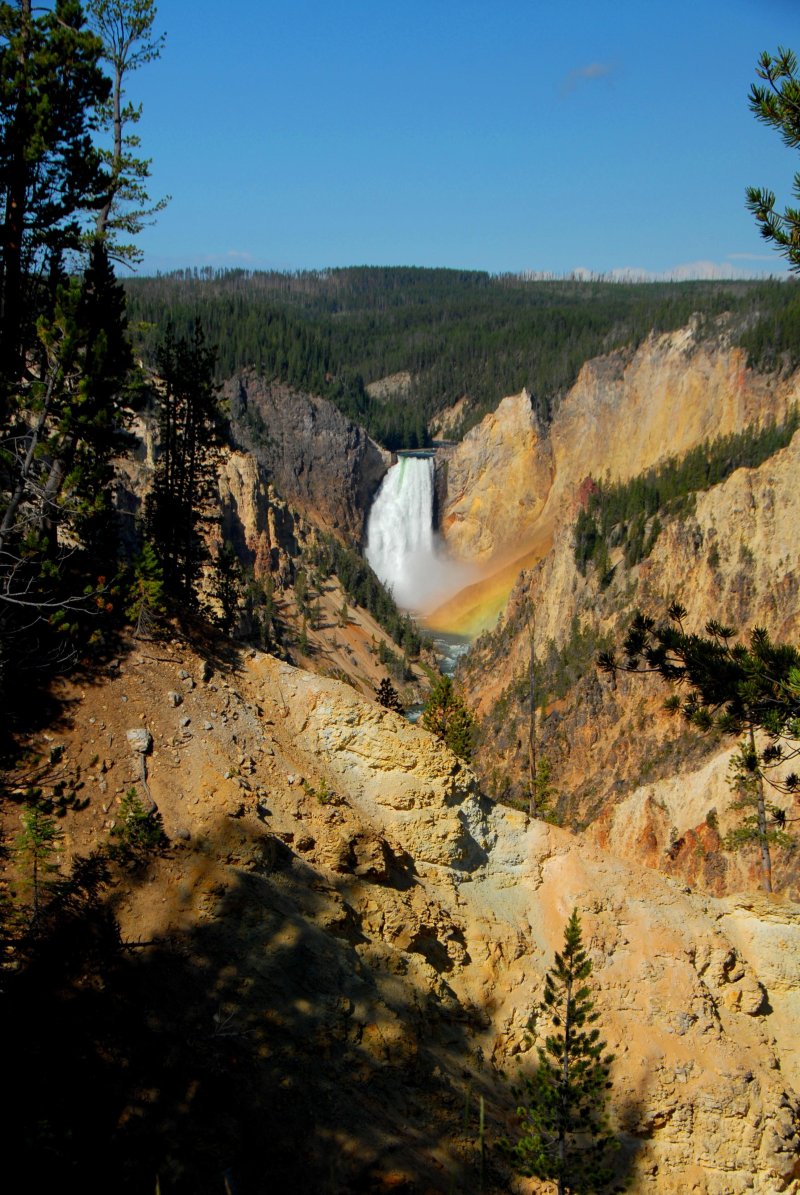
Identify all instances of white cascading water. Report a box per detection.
[365,455,473,611]
[365,455,434,609]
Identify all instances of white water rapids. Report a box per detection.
[365,454,474,612]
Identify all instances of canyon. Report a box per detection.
[6,314,800,1193]
[219,319,800,1188]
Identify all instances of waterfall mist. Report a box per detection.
[365,456,474,612]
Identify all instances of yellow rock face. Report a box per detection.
[435,327,797,633]
[440,389,553,564]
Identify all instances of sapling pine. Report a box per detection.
[509,909,620,1194]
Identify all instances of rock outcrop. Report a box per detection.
[540,325,790,523]
[217,449,298,587]
[227,372,390,545]
[438,389,552,563]
[24,638,800,1193]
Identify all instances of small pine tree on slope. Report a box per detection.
[599,605,799,892]
[421,674,475,761]
[509,909,621,1195]
[375,676,403,714]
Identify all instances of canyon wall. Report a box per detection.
[227,372,390,546]
[438,389,552,563]
[433,324,796,631]
[451,325,800,897]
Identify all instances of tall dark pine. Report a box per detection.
[0,240,131,716]
[87,0,167,264]
[148,320,220,602]
[746,47,800,272]
[0,240,130,559]
[59,239,132,558]
[0,0,109,391]
[510,909,619,1194]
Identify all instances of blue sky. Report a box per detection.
[131,0,800,277]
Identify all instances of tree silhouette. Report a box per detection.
[88,0,168,263]
[375,676,403,714]
[147,320,221,602]
[746,46,800,272]
[0,0,110,386]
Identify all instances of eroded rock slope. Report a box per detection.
[9,637,798,1193]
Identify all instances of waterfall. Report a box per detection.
[365,456,434,609]
[365,454,473,612]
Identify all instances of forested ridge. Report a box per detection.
[125,267,800,449]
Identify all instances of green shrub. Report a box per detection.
[109,788,167,863]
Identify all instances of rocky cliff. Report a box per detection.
[432,323,797,633]
[115,387,420,707]
[227,372,390,546]
[437,389,552,564]
[8,635,799,1193]
[453,327,800,897]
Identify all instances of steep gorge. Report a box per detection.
[226,371,390,546]
[8,312,800,1193]
[437,322,800,898]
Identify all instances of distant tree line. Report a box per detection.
[123,268,799,450]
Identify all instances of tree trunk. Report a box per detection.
[750,727,773,893]
[558,970,572,1195]
[96,62,123,238]
[528,612,537,817]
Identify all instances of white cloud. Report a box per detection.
[561,62,614,96]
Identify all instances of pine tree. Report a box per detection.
[421,674,475,761]
[125,540,164,636]
[147,320,221,602]
[0,240,132,701]
[0,0,110,388]
[87,0,168,264]
[375,676,403,714]
[15,802,63,928]
[509,909,620,1195]
[530,756,558,822]
[109,786,165,864]
[211,539,241,635]
[40,239,132,560]
[745,46,800,272]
